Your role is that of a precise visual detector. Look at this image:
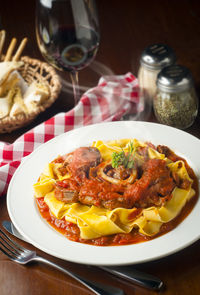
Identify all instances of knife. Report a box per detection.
[2,220,163,291]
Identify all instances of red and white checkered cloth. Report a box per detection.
[0,72,139,196]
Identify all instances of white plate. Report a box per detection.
[7,121,200,266]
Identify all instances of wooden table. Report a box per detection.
[0,0,200,294]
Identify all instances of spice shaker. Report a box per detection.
[153,65,198,129]
[138,44,176,102]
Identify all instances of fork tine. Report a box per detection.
[0,239,19,258]
[0,228,29,252]
[0,228,22,257]
[0,244,14,260]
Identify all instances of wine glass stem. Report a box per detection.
[70,71,80,106]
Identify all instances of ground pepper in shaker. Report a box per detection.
[138,44,176,103]
[153,65,198,129]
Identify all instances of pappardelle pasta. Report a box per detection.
[34,139,198,246]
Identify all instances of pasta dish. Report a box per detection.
[34,139,198,246]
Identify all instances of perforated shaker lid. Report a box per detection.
[140,44,176,70]
[156,65,194,92]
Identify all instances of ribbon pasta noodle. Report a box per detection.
[34,138,198,246]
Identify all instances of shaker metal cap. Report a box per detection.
[157,65,193,92]
[140,44,176,70]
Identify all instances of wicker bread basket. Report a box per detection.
[0,56,61,133]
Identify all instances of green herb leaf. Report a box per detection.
[111,151,125,168]
[111,141,135,169]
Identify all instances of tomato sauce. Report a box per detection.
[36,177,198,246]
[35,149,199,246]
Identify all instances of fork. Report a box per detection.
[3,220,163,291]
[0,228,124,295]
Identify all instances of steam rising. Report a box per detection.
[61,60,151,122]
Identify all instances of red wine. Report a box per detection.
[39,25,99,72]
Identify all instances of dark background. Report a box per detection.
[1,1,200,295]
[0,0,200,143]
[0,0,200,76]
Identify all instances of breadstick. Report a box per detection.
[0,73,19,96]
[0,30,6,60]
[4,38,17,61]
[12,37,28,61]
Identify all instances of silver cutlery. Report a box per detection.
[0,226,123,295]
[3,220,163,291]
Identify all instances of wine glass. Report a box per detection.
[36,0,100,106]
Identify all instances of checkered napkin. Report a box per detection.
[0,72,139,196]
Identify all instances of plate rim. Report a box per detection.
[7,121,200,266]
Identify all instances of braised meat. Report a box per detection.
[54,179,79,203]
[79,159,176,210]
[81,159,175,209]
[54,143,177,210]
[54,147,102,203]
[124,159,176,208]
[79,178,126,209]
[157,145,179,162]
[67,147,102,178]
[105,164,133,180]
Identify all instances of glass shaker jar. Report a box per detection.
[153,65,198,129]
[138,44,176,103]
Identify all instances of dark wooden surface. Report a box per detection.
[0,0,200,294]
